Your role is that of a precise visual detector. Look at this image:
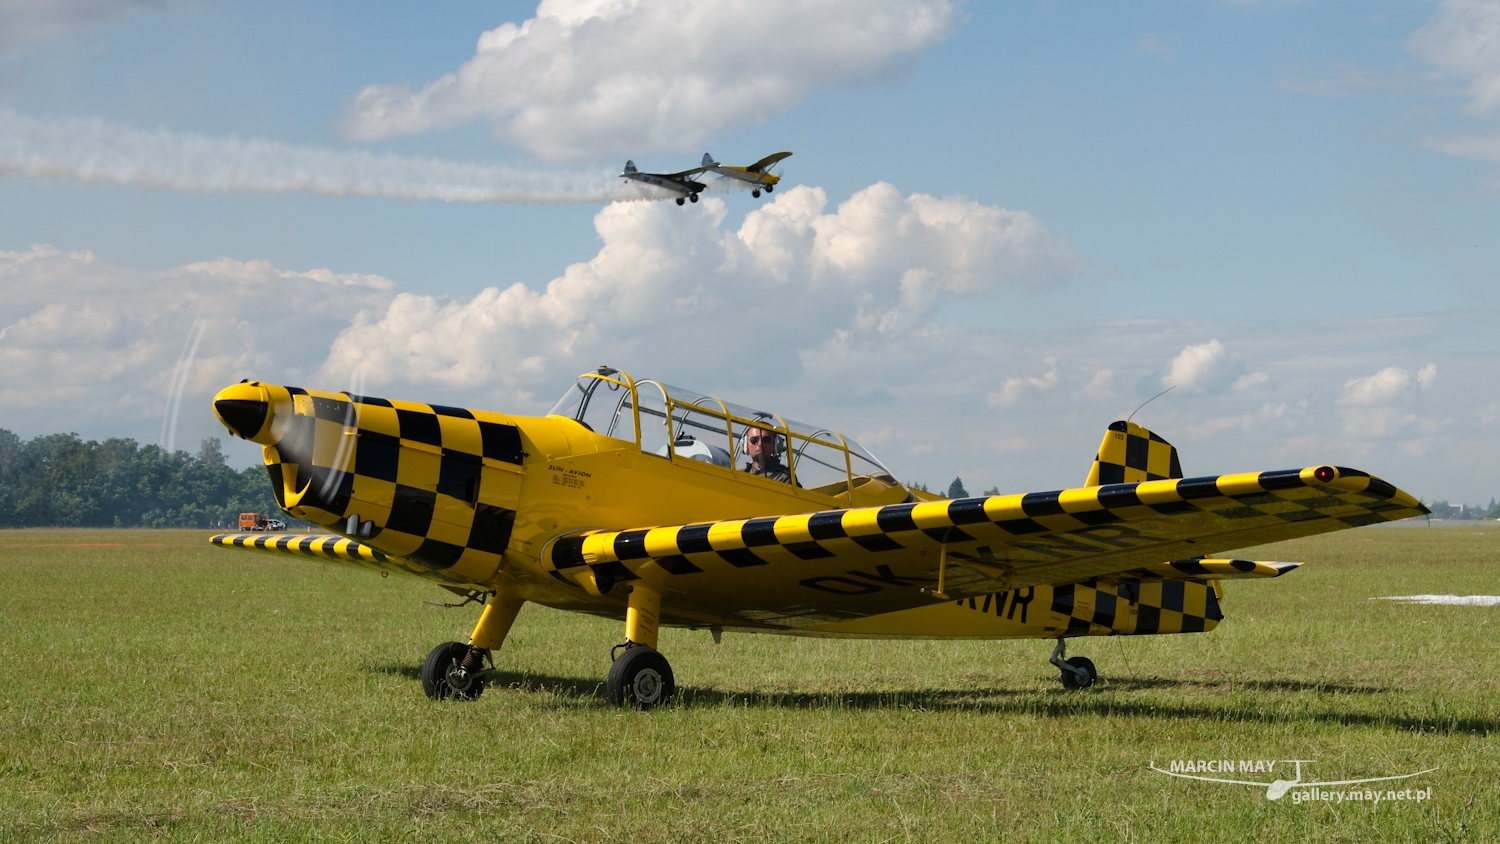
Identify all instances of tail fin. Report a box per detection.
[702,152,716,167]
[623,160,637,174]
[1085,420,1182,486]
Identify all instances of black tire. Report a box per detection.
[689,193,698,203]
[1060,656,1096,690]
[765,184,773,192]
[421,641,486,701]
[676,197,685,206]
[752,189,760,198]
[606,645,675,708]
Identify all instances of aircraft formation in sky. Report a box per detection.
[621,152,792,205]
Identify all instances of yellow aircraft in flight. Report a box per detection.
[701,151,791,198]
[210,367,1427,707]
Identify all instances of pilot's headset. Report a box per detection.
[739,415,784,460]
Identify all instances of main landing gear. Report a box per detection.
[1050,638,1097,690]
[607,583,675,709]
[676,197,685,206]
[752,189,760,198]
[420,591,524,702]
[419,582,677,709]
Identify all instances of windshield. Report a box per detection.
[547,368,904,505]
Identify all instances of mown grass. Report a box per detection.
[0,525,1496,841]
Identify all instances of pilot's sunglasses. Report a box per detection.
[748,435,774,444]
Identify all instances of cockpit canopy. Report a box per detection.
[548,367,907,507]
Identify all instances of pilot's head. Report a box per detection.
[745,425,782,469]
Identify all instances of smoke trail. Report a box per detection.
[160,318,205,453]
[0,109,660,205]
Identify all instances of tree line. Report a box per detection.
[0,431,293,529]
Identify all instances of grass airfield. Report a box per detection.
[0,526,1495,842]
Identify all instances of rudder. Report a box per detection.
[1085,420,1182,486]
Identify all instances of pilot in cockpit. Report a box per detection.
[742,422,798,486]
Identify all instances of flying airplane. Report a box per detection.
[701,151,791,198]
[620,159,712,205]
[209,367,1428,708]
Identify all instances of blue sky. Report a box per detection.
[3,0,1499,505]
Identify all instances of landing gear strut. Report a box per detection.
[1050,638,1096,690]
[606,583,675,708]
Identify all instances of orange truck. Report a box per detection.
[238,513,286,531]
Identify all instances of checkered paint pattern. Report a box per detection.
[952,577,1224,636]
[264,387,525,580]
[1086,420,1183,486]
[546,464,1427,597]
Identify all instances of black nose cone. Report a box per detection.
[215,399,269,440]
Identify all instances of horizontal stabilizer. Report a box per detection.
[1128,559,1302,581]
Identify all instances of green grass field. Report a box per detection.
[1,526,1495,842]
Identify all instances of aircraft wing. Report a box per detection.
[747,151,792,173]
[662,165,714,180]
[210,533,492,588]
[545,466,1425,627]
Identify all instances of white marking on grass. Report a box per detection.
[1372,595,1500,606]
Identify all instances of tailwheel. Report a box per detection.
[752,189,761,198]
[675,197,685,206]
[421,641,488,701]
[1049,638,1096,690]
[607,644,675,709]
[1061,656,1096,690]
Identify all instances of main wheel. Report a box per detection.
[421,641,486,700]
[689,193,698,203]
[607,645,675,708]
[675,197,685,206]
[752,189,761,198]
[765,184,773,192]
[1060,656,1096,690]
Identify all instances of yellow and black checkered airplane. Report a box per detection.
[209,367,1428,707]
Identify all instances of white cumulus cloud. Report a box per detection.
[1337,364,1436,407]
[339,0,959,159]
[988,357,1060,407]
[0,246,397,453]
[319,183,1081,399]
[1409,0,1500,115]
[1336,364,1437,439]
[1159,339,1263,394]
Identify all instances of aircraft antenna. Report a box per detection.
[1127,385,1174,425]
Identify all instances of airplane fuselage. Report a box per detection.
[622,172,705,196]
